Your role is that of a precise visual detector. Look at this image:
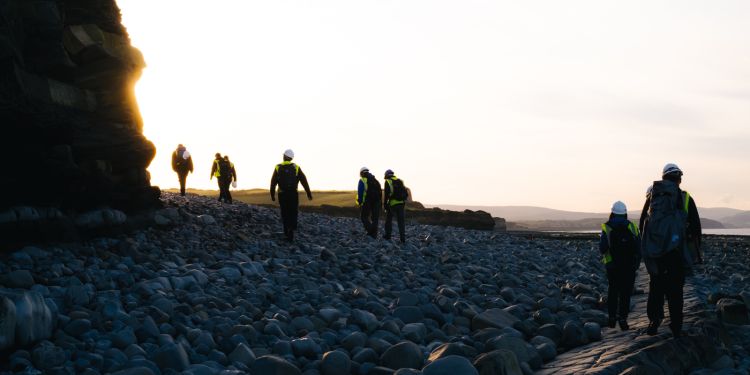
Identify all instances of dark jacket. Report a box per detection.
[357,172,382,205]
[600,215,641,269]
[270,161,312,197]
[171,147,193,174]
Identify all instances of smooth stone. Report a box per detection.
[423,355,478,375]
[111,367,156,375]
[318,308,341,324]
[152,343,190,371]
[562,321,588,348]
[428,343,470,362]
[351,309,379,333]
[6,270,35,289]
[352,348,379,364]
[321,350,350,375]
[402,323,427,343]
[380,341,423,370]
[228,343,256,366]
[250,355,302,375]
[394,306,424,324]
[473,349,523,375]
[291,337,321,359]
[32,342,66,370]
[716,298,750,325]
[397,292,420,307]
[471,308,520,331]
[487,336,542,369]
[65,318,92,337]
[535,324,562,346]
[536,343,556,362]
[583,322,601,342]
[342,332,367,351]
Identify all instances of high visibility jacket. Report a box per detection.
[384,177,405,206]
[600,219,640,265]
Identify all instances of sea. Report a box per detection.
[546,228,750,236]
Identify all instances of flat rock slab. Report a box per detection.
[537,265,719,375]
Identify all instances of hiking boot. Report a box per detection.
[646,320,661,335]
[608,319,616,328]
[618,319,630,331]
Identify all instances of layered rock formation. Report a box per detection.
[0,0,158,215]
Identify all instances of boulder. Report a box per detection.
[381,341,424,369]
[251,355,302,375]
[716,298,750,325]
[321,350,351,375]
[423,355,478,375]
[473,349,523,375]
[228,343,256,366]
[151,343,190,371]
[5,270,35,289]
[351,309,379,333]
[471,309,520,331]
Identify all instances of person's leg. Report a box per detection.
[279,192,290,236]
[225,178,233,203]
[647,261,667,334]
[620,268,636,320]
[396,204,406,243]
[384,206,393,239]
[178,172,187,196]
[216,178,223,201]
[289,192,299,238]
[665,252,686,336]
[370,201,380,237]
[606,268,618,327]
[360,204,371,234]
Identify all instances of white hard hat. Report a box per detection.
[611,201,627,215]
[662,163,682,176]
[283,149,294,159]
[360,167,369,173]
[182,150,190,160]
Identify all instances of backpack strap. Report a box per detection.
[601,223,613,265]
[627,221,640,237]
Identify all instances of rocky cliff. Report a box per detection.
[0,0,159,243]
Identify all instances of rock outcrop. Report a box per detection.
[0,0,158,241]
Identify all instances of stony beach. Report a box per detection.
[1,192,748,375]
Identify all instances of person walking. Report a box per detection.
[210,153,231,203]
[222,155,237,203]
[171,144,193,196]
[383,169,408,243]
[640,163,702,337]
[600,201,640,331]
[357,167,382,238]
[270,149,313,241]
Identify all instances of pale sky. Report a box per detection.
[118,0,750,212]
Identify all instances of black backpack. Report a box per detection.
[643,180,687,258]
[277,163,299,192]
[218,159,231,178]
[605,222,638,266]
[390,178,408,201]
[366,174,382,202]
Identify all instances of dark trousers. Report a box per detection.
[279,191,299,239]
[647,250,686,330]
[384,203,405,243]
[607,266,636,320]
[218,177,232,203]
[177,171,189,196]
[360,200,381,237]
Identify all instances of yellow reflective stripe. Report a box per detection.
[601,223,613,264]
[602,253,613,264]
[683,191,690,213]
[214,160,221,176]
[628,222,640,236]
[360,177,367,202]
[601,223,609,235]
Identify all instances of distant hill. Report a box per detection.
[430,204,749,230]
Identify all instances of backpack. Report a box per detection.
[604,222,638,266]
[390,178,408,201]
[277,163,299,192]
[642,180,687,258]
[366,174,382,202]
[218,159,231,178]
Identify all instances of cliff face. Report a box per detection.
[0,0,158,213]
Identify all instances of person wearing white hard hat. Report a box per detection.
[270,149,313,241]
[383,169,408,243]
[171,144,194,196]
[640,163,702,337]
[599,201,641,331]
[356,167,382,238]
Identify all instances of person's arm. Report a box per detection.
[171,152,178,172]
[383,181,391,210]
[599,230,609,255]
[357,179,365,206]
[270,169,278,201]
[188,157,194,173]
[638,196,650,233]
[298,169,312,200]
[687,196,702,247]
[231,165,237,181]
[210,160,216,180]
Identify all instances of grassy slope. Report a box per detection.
[167,188,359,207]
